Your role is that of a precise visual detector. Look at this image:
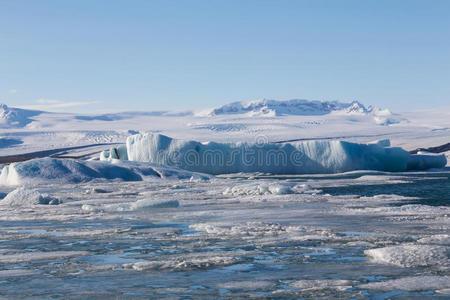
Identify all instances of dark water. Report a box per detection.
[321,173,450,206]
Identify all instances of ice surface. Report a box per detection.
[0,100,448,298]
[0,269,40,278]
[125,252,244,271]
[123,133,446,174]
[217,280,276,291]
[0,157,209,186]
[82,198,180,212]
[289,279,354,291]
[223,182,295,196]
[364,244,449,268]
[0,171,448,298]
[418,235,450,245]
[359,276,450,292]
[0,251,89,263]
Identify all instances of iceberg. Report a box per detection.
[0,157,210,186]
[1,188,60,206]
[114,133,446,175]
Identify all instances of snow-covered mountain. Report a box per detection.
[196,99,401,125]
[0,104,42,128]
[199,99,379,116]
[199,99,367,117]
[3,98,448,159]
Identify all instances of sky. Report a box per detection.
[0,0,449,113]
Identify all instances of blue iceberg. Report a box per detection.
[117,133,447,175]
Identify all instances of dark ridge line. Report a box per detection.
[410,142,450,154]
[0,143,121,164]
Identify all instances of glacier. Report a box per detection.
[101,133,447,175]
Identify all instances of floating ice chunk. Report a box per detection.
[124,133,446,174]
[364,244,449,268]
[1,188,60,206]
[0,269,40,278]
[417,235,450,245]
[81,204,97,212]
[189,222,326,240]
[358,276,450,292]
[289,279,354,291]
[131,198,180,209]
[90,188,111,194]
[223,182,294,196]
[0,157,209,186]
[0,251,89,263]
[125,252,244,271]
[217,280,275,291]
[339,204,450,216]
[82,199,179,213]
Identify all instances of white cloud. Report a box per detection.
[9,89,17,94]
[36,99,62,104]
[18,99,99,112]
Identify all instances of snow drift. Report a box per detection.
[0,157,209,186]
[110,133,446,175]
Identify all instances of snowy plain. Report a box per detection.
[0,99,449,298]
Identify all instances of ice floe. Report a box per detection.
[125,252,245,271]
[289,279,354,291]
[82,198,180,212]
[223,182,295,196]
[359,276,450,292]
[0,251,89,263]
[364,244,449,268]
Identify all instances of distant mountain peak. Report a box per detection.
[194,99,403,125]
[0,103,41,128]
[199,99,372,117]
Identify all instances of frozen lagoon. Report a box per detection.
[0,164,449,298]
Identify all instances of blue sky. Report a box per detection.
[1,0,449,112]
